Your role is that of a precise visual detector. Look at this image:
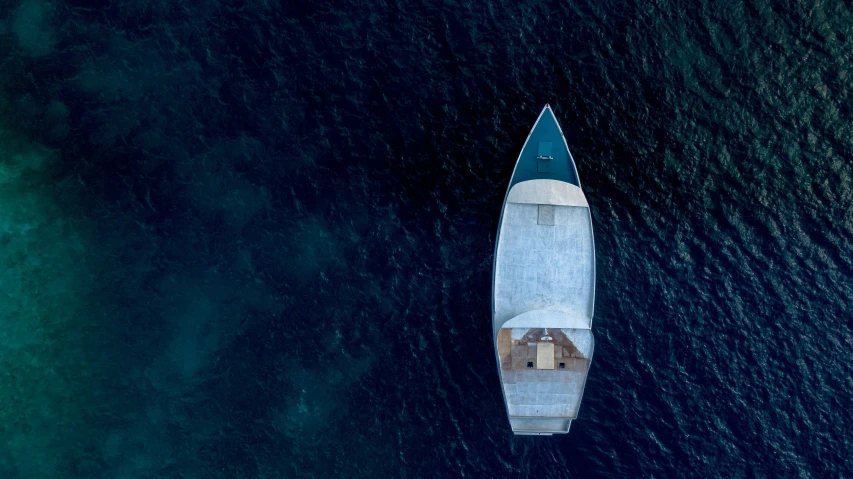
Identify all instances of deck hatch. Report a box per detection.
[536,342,555,369]
[537,204,555,225]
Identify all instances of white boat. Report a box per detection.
[492,105,596,435]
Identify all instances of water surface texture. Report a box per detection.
[1,0,851,477]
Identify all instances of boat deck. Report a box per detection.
[496,328,592,419]
[493,203,594,334]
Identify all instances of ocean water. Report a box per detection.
[0,0,851,477]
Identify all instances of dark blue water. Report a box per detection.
[1,0,851,476]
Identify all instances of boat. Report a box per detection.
[492,104,596,435]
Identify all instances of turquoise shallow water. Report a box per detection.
[0,0,851,477]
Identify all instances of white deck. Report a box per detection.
[493,178,595,435]
[502,364,589,417]
[493,200,595,334]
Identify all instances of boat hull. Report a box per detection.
[492,105,596,435]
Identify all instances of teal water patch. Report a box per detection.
[0,128,124,478]
[11,0,54,57]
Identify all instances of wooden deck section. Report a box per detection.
[497,328,587,371]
